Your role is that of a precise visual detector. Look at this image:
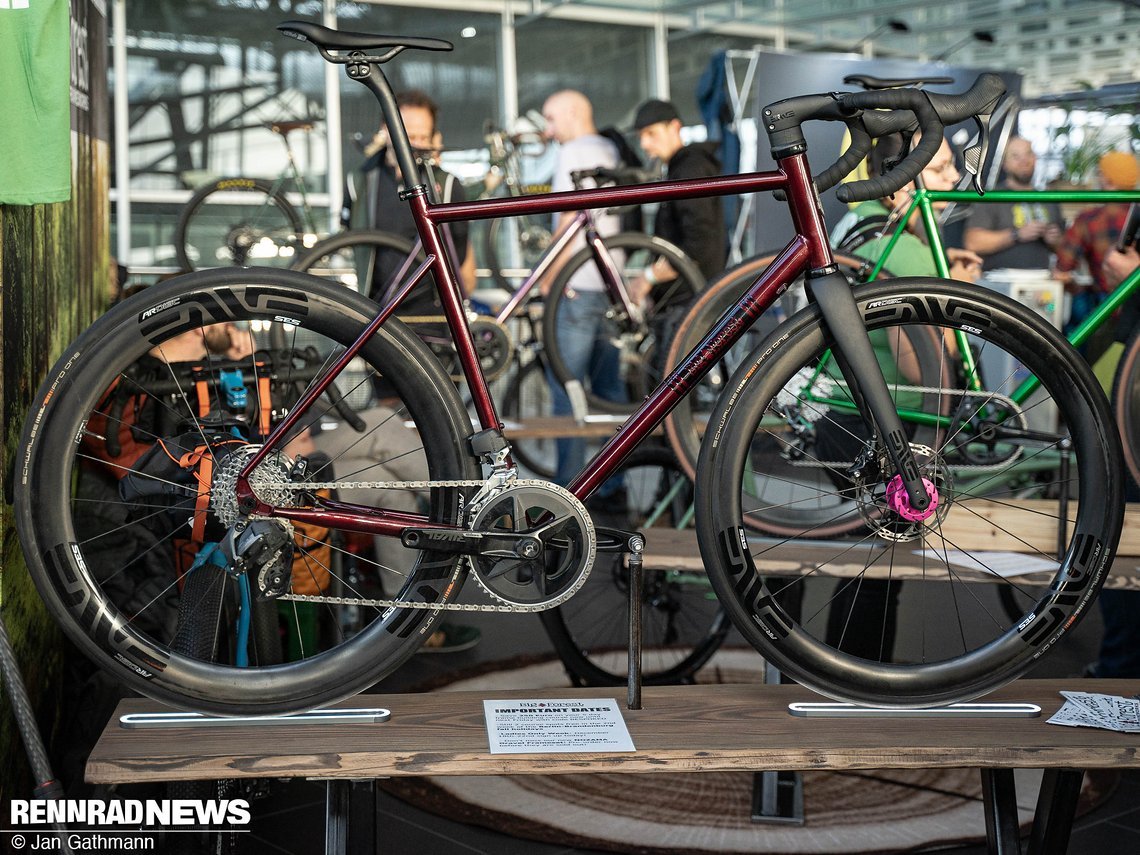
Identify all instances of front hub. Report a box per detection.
[886,475,940,523]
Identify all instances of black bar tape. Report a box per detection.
[835,88,942,203]
[814,117,872,194]
[924,73,1006,125]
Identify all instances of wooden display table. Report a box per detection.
[88,679,1140,854]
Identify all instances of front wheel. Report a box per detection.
[697,277,1123,707]
[15,267,479,715]
[542,233,705,415]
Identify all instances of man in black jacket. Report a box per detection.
[631,98,726,299]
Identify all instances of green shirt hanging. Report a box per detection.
[0,0,71,204]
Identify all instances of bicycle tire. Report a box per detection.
[542,233,705,415]
[661,252,950,540]
[540,445,730,685]
[1113,324,1140,490]
[696,277,1123,707]
[175,177,305,271]
[15,267,479,715]
[289,228,419,298]
[500,355,558,479]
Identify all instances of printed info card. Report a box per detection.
[483,698,636,754]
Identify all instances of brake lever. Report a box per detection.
[961,112,991,196]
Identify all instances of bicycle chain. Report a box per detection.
[261,477,582,613]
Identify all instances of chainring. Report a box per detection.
[469,481,596,608]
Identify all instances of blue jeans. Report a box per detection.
[548,288,627,491]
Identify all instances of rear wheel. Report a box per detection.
[15,267,479,715]
[698,277,1123,707]
[542,233,705,415]
[501,355,558,479]
[1112,325,1140,491]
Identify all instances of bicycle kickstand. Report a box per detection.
[595,527,646,710]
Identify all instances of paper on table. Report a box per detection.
[483,698,636,754]
[915,549,1058,578]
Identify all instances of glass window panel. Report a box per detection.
[338,7,501,170]
[515,18,651,132]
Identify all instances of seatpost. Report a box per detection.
[350,61,422,192]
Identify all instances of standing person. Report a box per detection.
[539,89,626,491]
[342,89,477,307]
[964,136,1064,271]
[1054,151,1140,358]
[629,98,726,296]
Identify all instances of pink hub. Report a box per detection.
[885,475,939,523]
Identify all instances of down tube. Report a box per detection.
[568,236,811,499]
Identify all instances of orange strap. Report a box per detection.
[258,372,272,436]
[194,372,210,418]
[173,438,242,543]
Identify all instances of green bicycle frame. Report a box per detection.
[811,188,1140,428]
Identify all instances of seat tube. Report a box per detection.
[410,192,502,430]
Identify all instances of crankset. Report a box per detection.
[466,480,596,609]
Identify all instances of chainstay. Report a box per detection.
[266,478,581,613]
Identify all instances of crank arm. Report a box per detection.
[400,527,542,559]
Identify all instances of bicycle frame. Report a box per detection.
[376,207,632,327]
[238,158,836,535]
[237,52,937,537]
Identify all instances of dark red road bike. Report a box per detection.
[15,21,1123,715]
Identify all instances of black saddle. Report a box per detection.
[277,20,452,55]
[844,74,955,90]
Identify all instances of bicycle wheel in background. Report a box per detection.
[541,445,730,685]
[482,214,553,290]
[542,233,705,415]
[662,253,951,538]
[290,228,419,294]
[698,277,1123,708]
[15,267,479,715]
[500,354,558,479]
[1112,324,1140,490]
[175,177,306,271]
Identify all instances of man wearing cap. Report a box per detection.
[631,99,726,299]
